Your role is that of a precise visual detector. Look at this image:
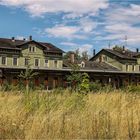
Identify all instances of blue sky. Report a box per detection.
[0,0,140,56]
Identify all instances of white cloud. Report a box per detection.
[79,18,98,33]
[0,0,109,17]
[104,5,140,26]
[95,4,140,48]
[45,25,86,39]
[43,17,98,40]
[60,41,93,54]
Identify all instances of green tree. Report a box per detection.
[67,64,82,92]
[81,51,89,61]
[79,73,90,93]
[19,64,38,94]
[113,45,125,52]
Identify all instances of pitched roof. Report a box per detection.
[63,60,120,71]
[90,49,138,61]
[0,37,64,53]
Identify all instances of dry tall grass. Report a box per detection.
[0,90,140,139]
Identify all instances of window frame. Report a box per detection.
[1,55,7,65]
[54,60,58,68]
[13,56,18,66]
[34,58,40,67]
[126,64,129,71]
[44,59,49,67]
[132,65,135,71]
[29,45,36,53]
[25,58,29,66]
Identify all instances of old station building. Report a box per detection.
[0,36,140,89]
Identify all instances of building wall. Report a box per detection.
[94,53,140,72]
[0,43,63,69]
[95,54,123,70]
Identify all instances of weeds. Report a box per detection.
[0,90,140,139]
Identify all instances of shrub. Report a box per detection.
[89,81,102,92]
[125,85,140,93]
[79,73,90,94]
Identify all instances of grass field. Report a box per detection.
[0,89,140,139]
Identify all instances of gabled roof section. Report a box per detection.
[63,59,120,72]
[40,42,65,53]
[0,38,23,50]
[0,37,64,53]
[90,49,137,61]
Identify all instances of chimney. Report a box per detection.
[29,35,32,41]
[93,49,96,56]
[136,48,139,53]
[11,37,15,42]
[70,52,75,63]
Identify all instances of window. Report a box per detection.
[32,47,35,52]
[29,46,35,52]
[132,65,135,71]
[25,58,29,66]
[54,60,57,67]
[126,65,129,71]
[35,59,39,67]
[104,56,108,62]
[99,56,102,62]
[1,56,6,65]
[13,57,18,66]
[29,46,32,52]
[45,59,48,67]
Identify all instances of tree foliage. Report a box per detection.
[67,64,90,93]
[113,45,124,52]
[79,73,90,93]
[81,51,89,61]
[19,64,38,93]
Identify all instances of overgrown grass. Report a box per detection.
[0,89,140,139]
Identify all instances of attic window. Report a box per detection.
[29,46,35,52]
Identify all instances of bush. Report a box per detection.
[79,73,90,94]
[89,81,102,92]
[125,85,140,93]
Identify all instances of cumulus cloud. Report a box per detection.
[60,41,93,54]
[44,25,86,39]
[0,0,109,17]
[94,3,140,48]
[43,17,98,40]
